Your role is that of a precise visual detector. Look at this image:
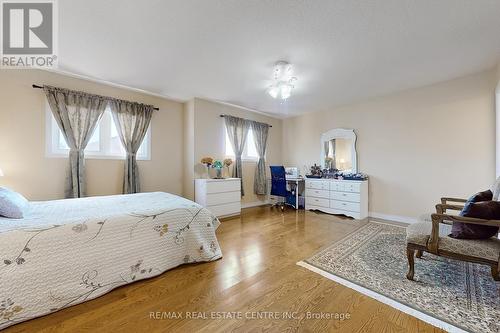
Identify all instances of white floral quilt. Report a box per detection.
[0,192,222,329]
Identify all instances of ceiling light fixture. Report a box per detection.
[267,61,297,100]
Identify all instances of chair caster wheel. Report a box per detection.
[280,206,285,212]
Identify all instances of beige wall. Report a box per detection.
[283,69,498,219]
[1,66,497,218]
[496,63,500,177]
[497,63,500,85]
[183,98,283,204]
[0,70,184,200]
[183,100,195,200]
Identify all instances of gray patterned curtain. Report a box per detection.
[250,121,269,195]
[224,115,249,196]
[109,100,153,194]
[44,86,107,198]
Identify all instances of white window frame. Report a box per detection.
[45,105,151,160]
[224,125,261,161]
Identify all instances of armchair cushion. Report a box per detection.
[491,177,500,201]
[449,190,499,239]
[407,221,500,262]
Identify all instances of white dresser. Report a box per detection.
[305,179,368,219]
[195,178,241,218]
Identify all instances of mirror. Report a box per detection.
[320,129,358,173]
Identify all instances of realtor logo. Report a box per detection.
[1,0,57,68]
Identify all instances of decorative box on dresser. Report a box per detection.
[195,178,241,218]
[305,179,368,219]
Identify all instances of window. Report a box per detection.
[224,126,259,160]
[47,106,151,160]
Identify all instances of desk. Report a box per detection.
[286,177,305,210]
[267,177,305,210]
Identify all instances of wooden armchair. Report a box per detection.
[406,197,500,281]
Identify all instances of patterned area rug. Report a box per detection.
[299,222,500,333]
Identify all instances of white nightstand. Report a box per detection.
[195,178,241,218]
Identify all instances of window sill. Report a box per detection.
[225,156,260,162]
[46,153,151,161]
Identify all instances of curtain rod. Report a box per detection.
[32,84,160,111]
[219,114,272,127]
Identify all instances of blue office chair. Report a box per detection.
[270,166,294,211]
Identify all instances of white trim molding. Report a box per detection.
[369,212,417,225]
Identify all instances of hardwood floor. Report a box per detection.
[6,207,443,333]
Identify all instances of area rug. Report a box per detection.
[297,222,500,333]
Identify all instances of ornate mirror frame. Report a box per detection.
[320,128,358,173]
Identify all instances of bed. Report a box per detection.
[0,192,222,329]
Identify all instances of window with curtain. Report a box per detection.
[46,105,151,160]
[224,125,259,160]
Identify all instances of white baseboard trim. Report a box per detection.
[238,204,417,224]
[369,212,417,225]
[241,200,270,209]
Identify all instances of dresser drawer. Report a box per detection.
[306,181,329,190]
[206,180,241,194]
[331,192,361,203]
[305,188,330,198]
[307,197,330,208]
[206,191,240,206]
[208,202,241,217]
[330,200,360,212]
[331,182,361,193]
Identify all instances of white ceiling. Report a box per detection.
[59,0,500,117]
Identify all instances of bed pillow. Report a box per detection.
[0,187,29,219]
[449,190,499,239]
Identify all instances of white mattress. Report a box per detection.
[0,192,222,329]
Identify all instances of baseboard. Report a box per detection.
[369,212,417,225]
[241,200,270,209]
[238,205,417,224]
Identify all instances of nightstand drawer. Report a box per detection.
[330,200,360,212]
[305,189,329,198]
[331,192,360,203]
[206,191,240,206]
[206,180,241,194]
[208,202,241,217]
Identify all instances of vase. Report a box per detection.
[215,168,223,179]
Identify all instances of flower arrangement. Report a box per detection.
[201,157,214,167]
[306,164,323,178]
[223,158,233,178]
